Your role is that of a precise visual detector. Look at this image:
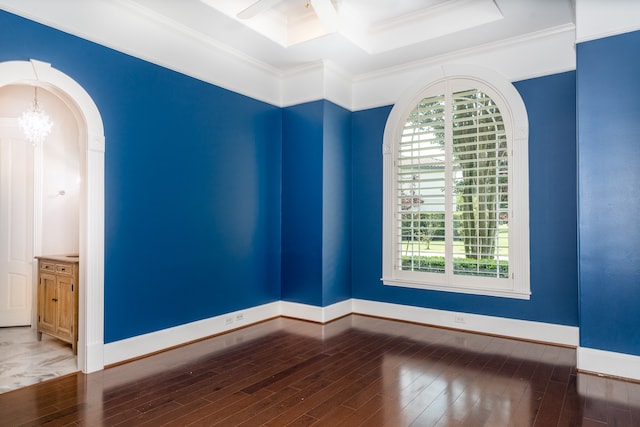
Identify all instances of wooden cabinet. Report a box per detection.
[36,256,79,354]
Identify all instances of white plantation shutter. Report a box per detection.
[397,94,446,273]
[383,70,529,299]
[451,89,509,279]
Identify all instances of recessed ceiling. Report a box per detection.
[0,0,575,78]
[201,0,505,52]
[113,0,574,76]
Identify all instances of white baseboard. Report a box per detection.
[280,299,352,323]
[101,299,640,384]
[351,299,579,347]
[577,347,640,382]
[103,301,281,366]
[82,340,105,373]
[103,298,581,369]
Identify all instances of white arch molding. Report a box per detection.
[382,64,530,299]
[0,60,105,373]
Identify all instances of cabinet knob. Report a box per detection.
[52,298,58,302]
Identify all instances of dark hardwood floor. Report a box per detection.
[1,315,638,426]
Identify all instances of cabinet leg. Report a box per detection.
[37,331,42,341]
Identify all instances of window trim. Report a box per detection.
[382,65,530,299]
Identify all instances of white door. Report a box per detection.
[0,123,34,327]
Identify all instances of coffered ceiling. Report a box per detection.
[1,0,575,77]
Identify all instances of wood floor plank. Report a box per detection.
[210,385,300,426]
[236,377,334,426]
[311,403,355,427]
[335,393,385,427]
[262,370,364,426]
[630,406,640,427]
[532,376,567,426]
[135,397,213,427]
[1,314,639,427]
[305,369,380,419]
[341,376,383,410]
[241,353,330,394]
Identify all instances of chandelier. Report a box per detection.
[18,87,53,145]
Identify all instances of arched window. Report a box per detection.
[382,65,530,299]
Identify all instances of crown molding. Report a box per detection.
[354,23,575,84]
[575,0,640,44]
[280,60,353,109]
[0,0,283,106]
[351,24,576,111]
[1,3,576,110]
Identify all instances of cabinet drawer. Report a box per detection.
[40,262,56,272]
[56,263,73,275]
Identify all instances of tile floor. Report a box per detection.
[0,326,77,394]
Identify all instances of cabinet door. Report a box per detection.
[56,276,75,341]
[38,272,57,334]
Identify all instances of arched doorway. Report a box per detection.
[0,59,105,373]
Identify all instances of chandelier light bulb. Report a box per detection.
[18,87,53,145]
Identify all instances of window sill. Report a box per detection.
[382,277,531,300]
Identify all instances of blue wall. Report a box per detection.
[282,102,324,305]
[322,101,352,306]
[0,11,283,343]
[577,30,640,356]
[281,100,352,306]
[351,72,579,326]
